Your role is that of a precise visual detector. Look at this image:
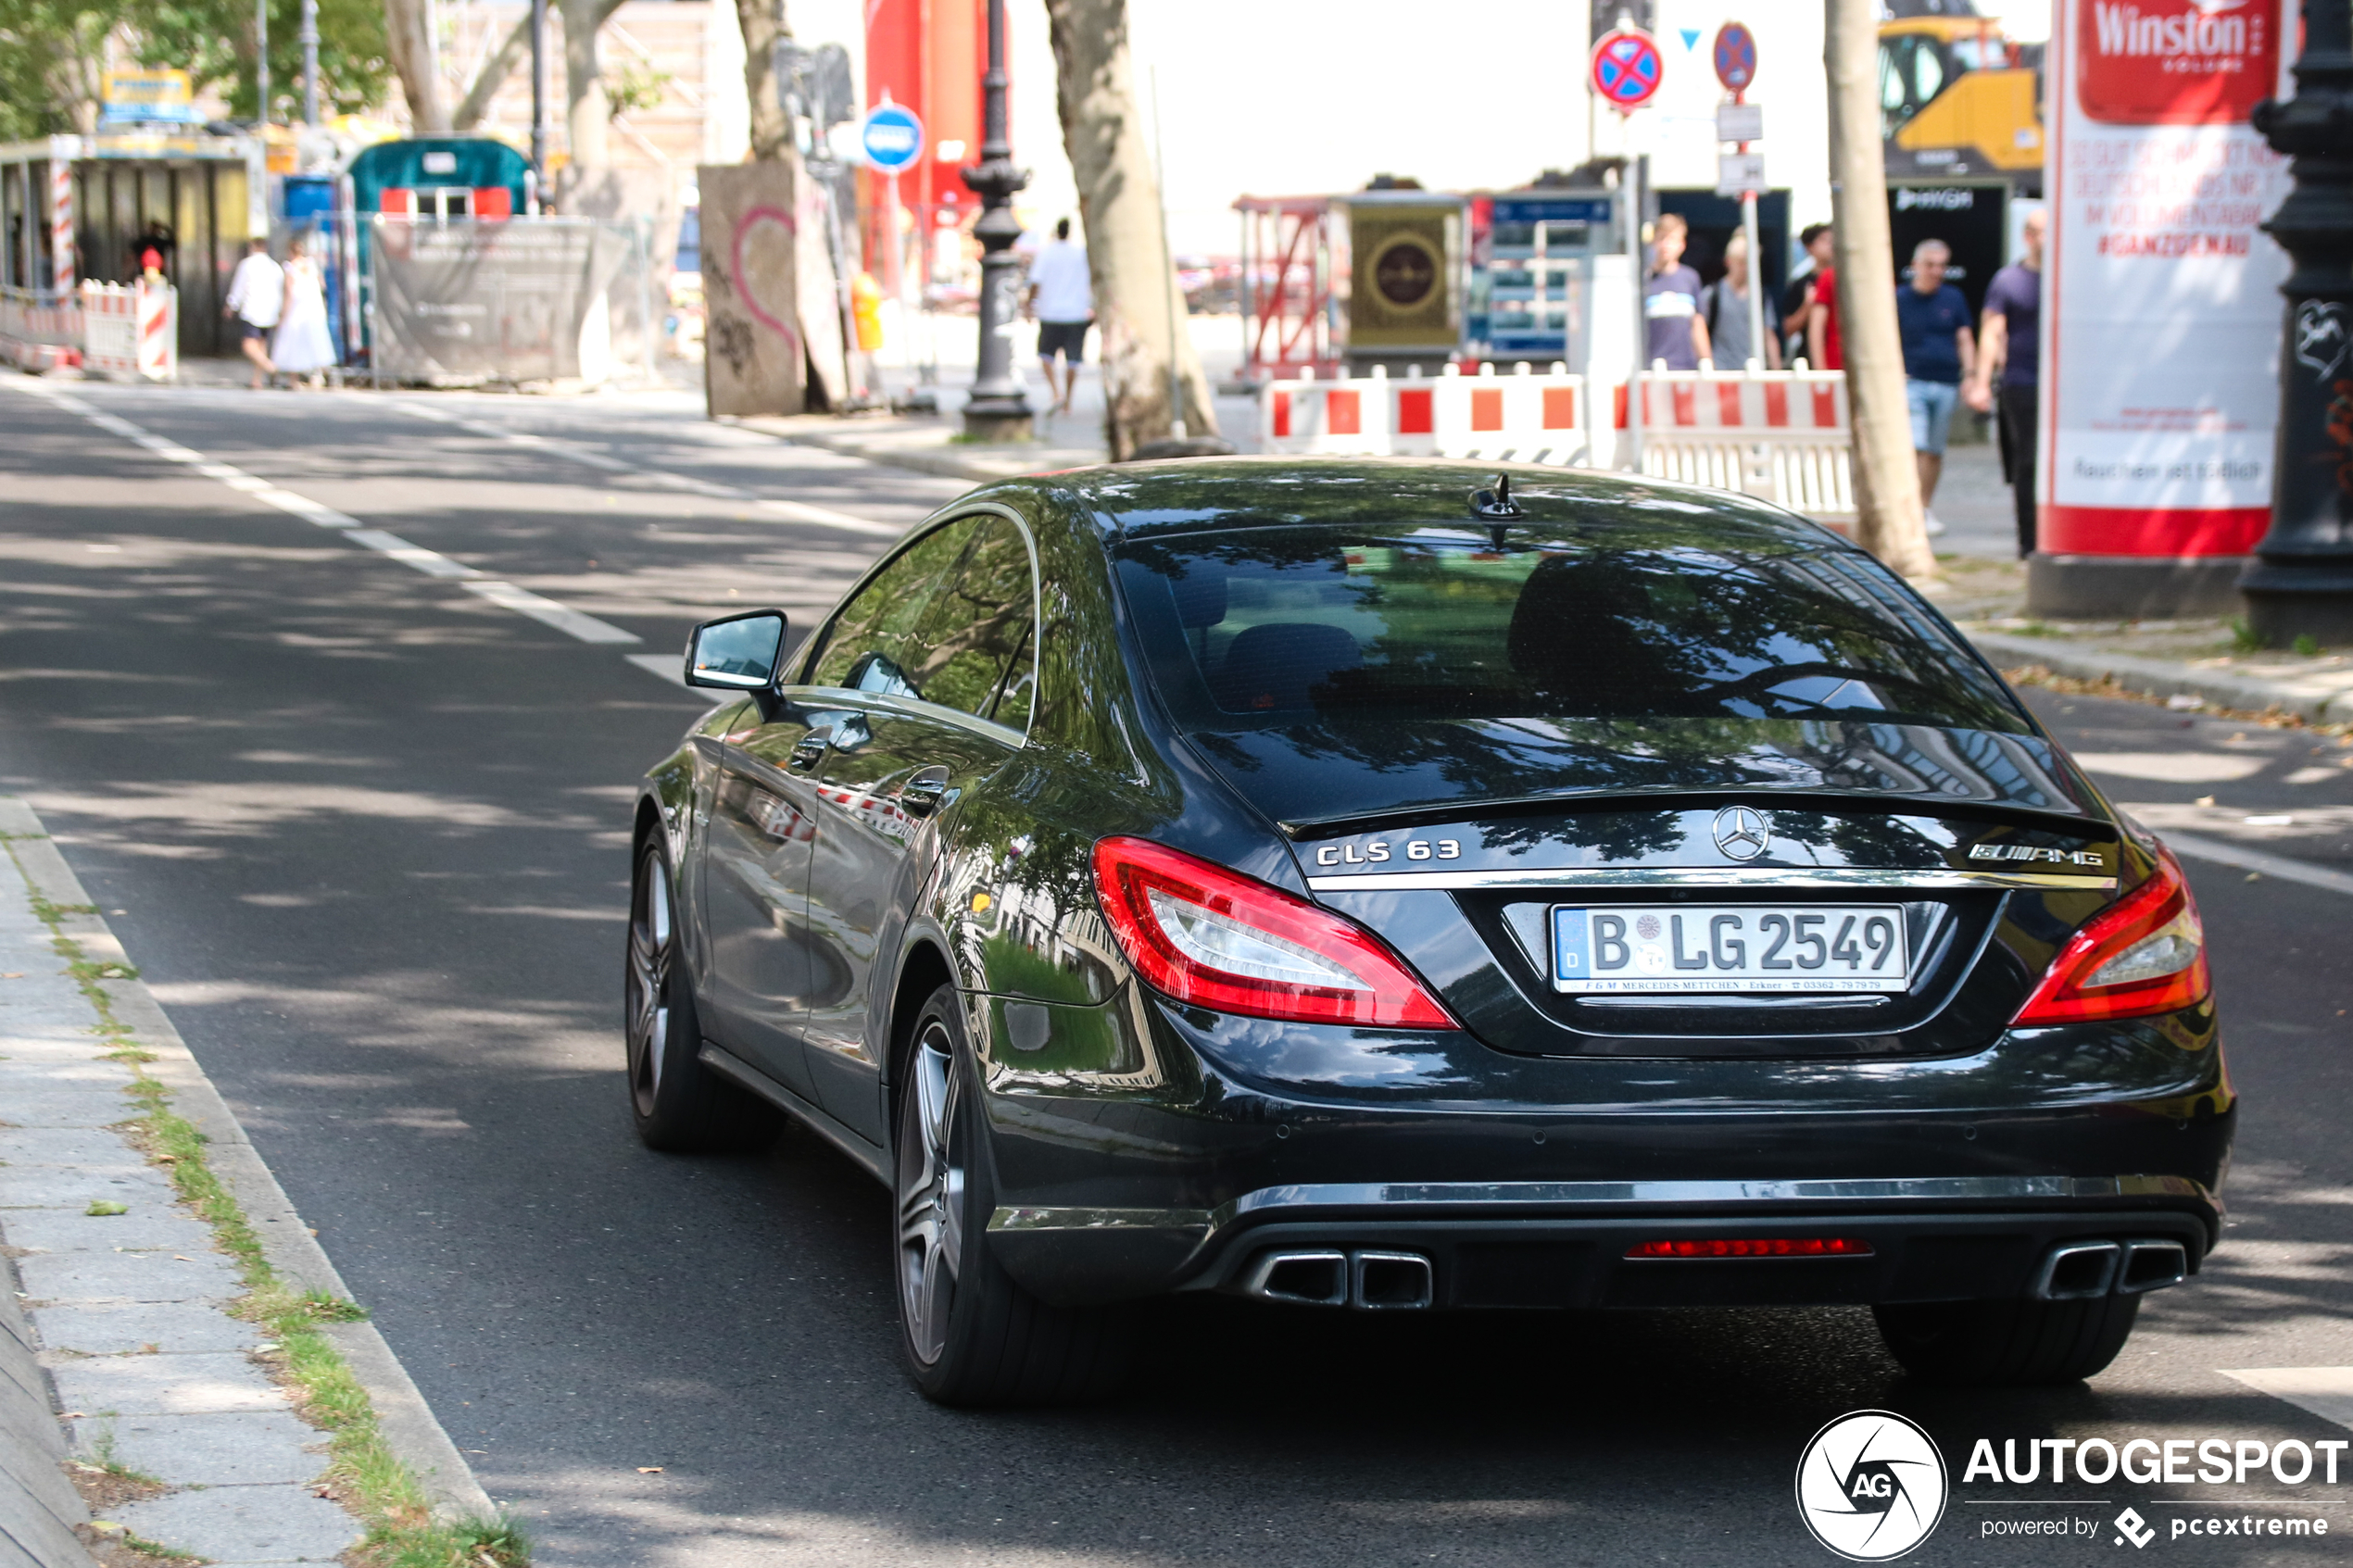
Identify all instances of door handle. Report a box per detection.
[787,728,833,772]
[900,766,951,819]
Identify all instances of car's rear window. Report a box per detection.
[1114,524,2028,734]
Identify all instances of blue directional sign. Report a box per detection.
[859,102,925,174]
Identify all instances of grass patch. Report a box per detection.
[5,837,529,1568]
[2228,615,2265,653]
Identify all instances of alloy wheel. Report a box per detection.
[627,851,671,1116]
[897,1022,964,1365]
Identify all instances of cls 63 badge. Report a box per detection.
[1311,837,1462,868]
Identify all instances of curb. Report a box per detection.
[1970,630,2353,724]
[723,415,1106,484]
[0,799,497,1527]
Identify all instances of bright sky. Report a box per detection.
[791,0,2054,255]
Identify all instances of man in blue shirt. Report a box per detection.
[1896,239,1975,536]
[1966,209,2045,558]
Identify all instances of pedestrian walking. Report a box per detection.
[1642,212,1708,372]
[1896,238,1975,538]
[1699,230,1781,370]
[1023,218,1092,415]
[222,236,283,390]
[271,235,336,388]
[1966,208,2045,558]
[1782,222,1832,365]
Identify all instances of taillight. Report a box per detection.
[1090,836,1457,1028]
[2013,842,2211,1026]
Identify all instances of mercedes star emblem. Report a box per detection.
[1713,805,1770,861]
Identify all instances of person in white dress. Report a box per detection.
[271,236,336,387]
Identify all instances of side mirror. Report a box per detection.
[685,608,788,691]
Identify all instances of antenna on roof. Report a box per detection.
[1470,472,1524,548]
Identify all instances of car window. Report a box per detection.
[900,516,1038,728]
[803,520,977,696]
[1115,525,2028,734]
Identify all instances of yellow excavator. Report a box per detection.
[1879,0,2045,195]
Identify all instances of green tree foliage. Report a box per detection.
[0,0,127,138]
[140,0,392,122]
[0,0,389,140]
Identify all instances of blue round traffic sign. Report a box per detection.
[1590,28,1665,111]
[859,103,925,174]
[1714,21,1758,94]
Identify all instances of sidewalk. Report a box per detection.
[0,799,499,1566]
[1919,549,2353,726]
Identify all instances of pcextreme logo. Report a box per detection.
[1796,1411,1950,1561]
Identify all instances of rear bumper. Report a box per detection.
[985,1173,2221,1309]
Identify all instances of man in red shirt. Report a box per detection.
[1805,266,1843,370]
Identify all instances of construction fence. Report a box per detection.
[366,217,657,387]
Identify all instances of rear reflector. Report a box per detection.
[1625,1237,1874,1260]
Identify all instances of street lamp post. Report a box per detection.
[529,0,548,208]
[299,0,319,127]
[2240,0,2353,646]
[959,0,1033,441]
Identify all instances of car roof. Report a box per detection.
[1001,457,1851,548]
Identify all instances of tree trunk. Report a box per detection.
[736,0,789,161]
[1824,0,1932,579]
[453,15,531,132]
[1042,0,1214,459]
[561,0,610,171]
[384,0,450,134]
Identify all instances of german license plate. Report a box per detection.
[1550,905,1908,994]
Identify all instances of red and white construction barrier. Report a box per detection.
[1622,364,1854,525]
[1255,360,1856,527]
[81,283,178,382]
[1262,362,1592,466]
[0,289,82,372]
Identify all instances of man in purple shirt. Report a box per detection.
[1966,209,2044,558]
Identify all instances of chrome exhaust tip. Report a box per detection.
[2117,1239,2190,1295]
[1242,1249,1349,1307]
[2032,1240,2122,1300]
[1352,1250,1434,1311]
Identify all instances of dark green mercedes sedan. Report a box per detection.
[626,458,2230,1405]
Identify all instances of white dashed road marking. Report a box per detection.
[2146,828,2353,899]
[9,379,640,646]
[2221,1369,2353,1433]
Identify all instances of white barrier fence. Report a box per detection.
[0,287,82,373]
[1263,363,1593,467]
[1260,361,1856,528]
[1623,366,1854,526]
[80,283,177,382]
[0,283,178,381]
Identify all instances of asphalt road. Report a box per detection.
[3,379,2348,1567]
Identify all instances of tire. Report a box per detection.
[1873,1293,2141,1386]
[625,839,780,1152]
[892,983,1130,1406]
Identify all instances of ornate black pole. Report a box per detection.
[960,0,1033,440]
[2240,0,2353,646]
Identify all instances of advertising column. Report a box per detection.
[2034,0,2295,617]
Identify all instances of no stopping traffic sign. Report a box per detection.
[1714,21,1758,94]
[1590,28,1665,112]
